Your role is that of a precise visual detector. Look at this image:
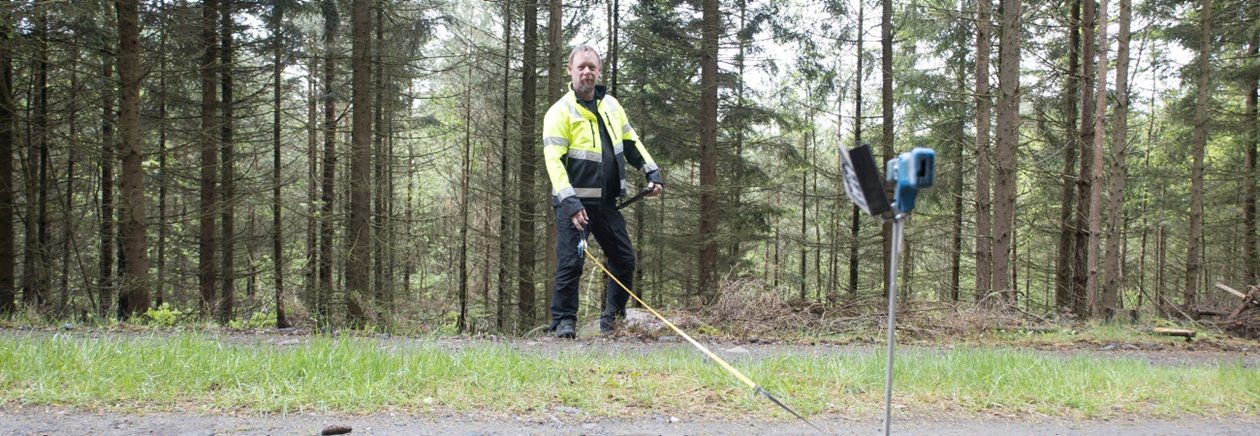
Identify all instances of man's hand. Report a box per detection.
[646,181,663,197]
[570,208,589,231]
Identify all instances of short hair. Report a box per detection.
[568,44,602,68]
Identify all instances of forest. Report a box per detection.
[0,0,1255,335]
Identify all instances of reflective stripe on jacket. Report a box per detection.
[543,86,661,220]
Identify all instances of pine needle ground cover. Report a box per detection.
[1,332,1256,420]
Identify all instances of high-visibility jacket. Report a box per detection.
[543,85,662,220]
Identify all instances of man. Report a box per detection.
[543,44,663,339]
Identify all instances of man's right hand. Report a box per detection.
[571,209,589,231]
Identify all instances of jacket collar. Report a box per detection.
[571,84,607,104]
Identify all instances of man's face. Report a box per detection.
[568,50,600,96]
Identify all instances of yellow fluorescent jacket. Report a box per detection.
[542,86,661,219]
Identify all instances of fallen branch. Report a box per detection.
[990,325,1060,336]
[1214,283,1260,306]
[1152,327,1196,341]
[1134,286,1222,335]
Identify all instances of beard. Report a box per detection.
[574,79,596,96]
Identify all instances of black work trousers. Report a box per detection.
[550,201,635,329]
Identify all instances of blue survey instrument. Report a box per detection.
[885,147,936,214]
[839,143,936,436]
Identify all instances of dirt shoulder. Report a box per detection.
[3,406,1257,435]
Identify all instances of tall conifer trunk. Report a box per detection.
[1102,0,1132,315]
[1186,0,1213,312]
[880,0,894,295]
[1071,0,1098,316]
[993,0,1022,301]
[975,0,993,303]
[497,0,512,332]
[118,0,149,317]
[272,3,290,328]
[347,0,372,326]
[199,0,219,319]
[697,0,720,300]
[1056,0,1082,313]
[849,0,865,299]
[0,0,15,315]
[219,0,236,325]
[518,0,539,330]
[318,0,339,327]
[1086,0,1112,317]
[99,52,116,317]
[1243,0,1259,285]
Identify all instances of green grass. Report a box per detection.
[1,333,1256,419]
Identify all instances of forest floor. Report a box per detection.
[2,322,1259,435]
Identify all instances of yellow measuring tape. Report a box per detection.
[582,248,827,433]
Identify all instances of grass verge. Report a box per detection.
[1,332,1256,420]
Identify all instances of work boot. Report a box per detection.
[555,319,576,339]
[599,315,616,334]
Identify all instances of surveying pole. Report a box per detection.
[840,144,936,435]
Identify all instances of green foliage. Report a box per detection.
[143,303,183,328]
[228,310,275,330]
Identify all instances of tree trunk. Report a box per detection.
[880,0,894,295]
[306,55,318,309]
[832,85,843,301]
[544,0,563,322]
[0,0,14,315]
[497,0,512,333]
[404,123,415,298]
[1186,0,1212,312]
[385,92,396,314]
[609,0,619,95]
[199,0,218,319]
[117,0,148,318]
[1071,0,1098,316]
[849,0,865,299]
[696,0,720,301]
[813,129,823,301]
[975,0,993,303]
[992,0,1022,302]
[1086,0,1112,317]
[518,0,539,331]
[1244,0,1259,285]
[156,5,168,309]
[246,207,256,298]
[1056,0,1082,313]
[27,1,49,310]
[219,0,235,325]
[272,3,290,328]
[831,62,841,299]
[372,1,387,319]
[1102,0,1131,316]
[951,46,966,302]
[800,135,808,301]
[1138,92,1156,311]
[62,50,78,314]
[318,0,339,327]
[99,53,116,318]
[1156,224,1166,312]
[346,0,371,327]
[458,58,471,334]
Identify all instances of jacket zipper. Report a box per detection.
[589,119,601,191]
